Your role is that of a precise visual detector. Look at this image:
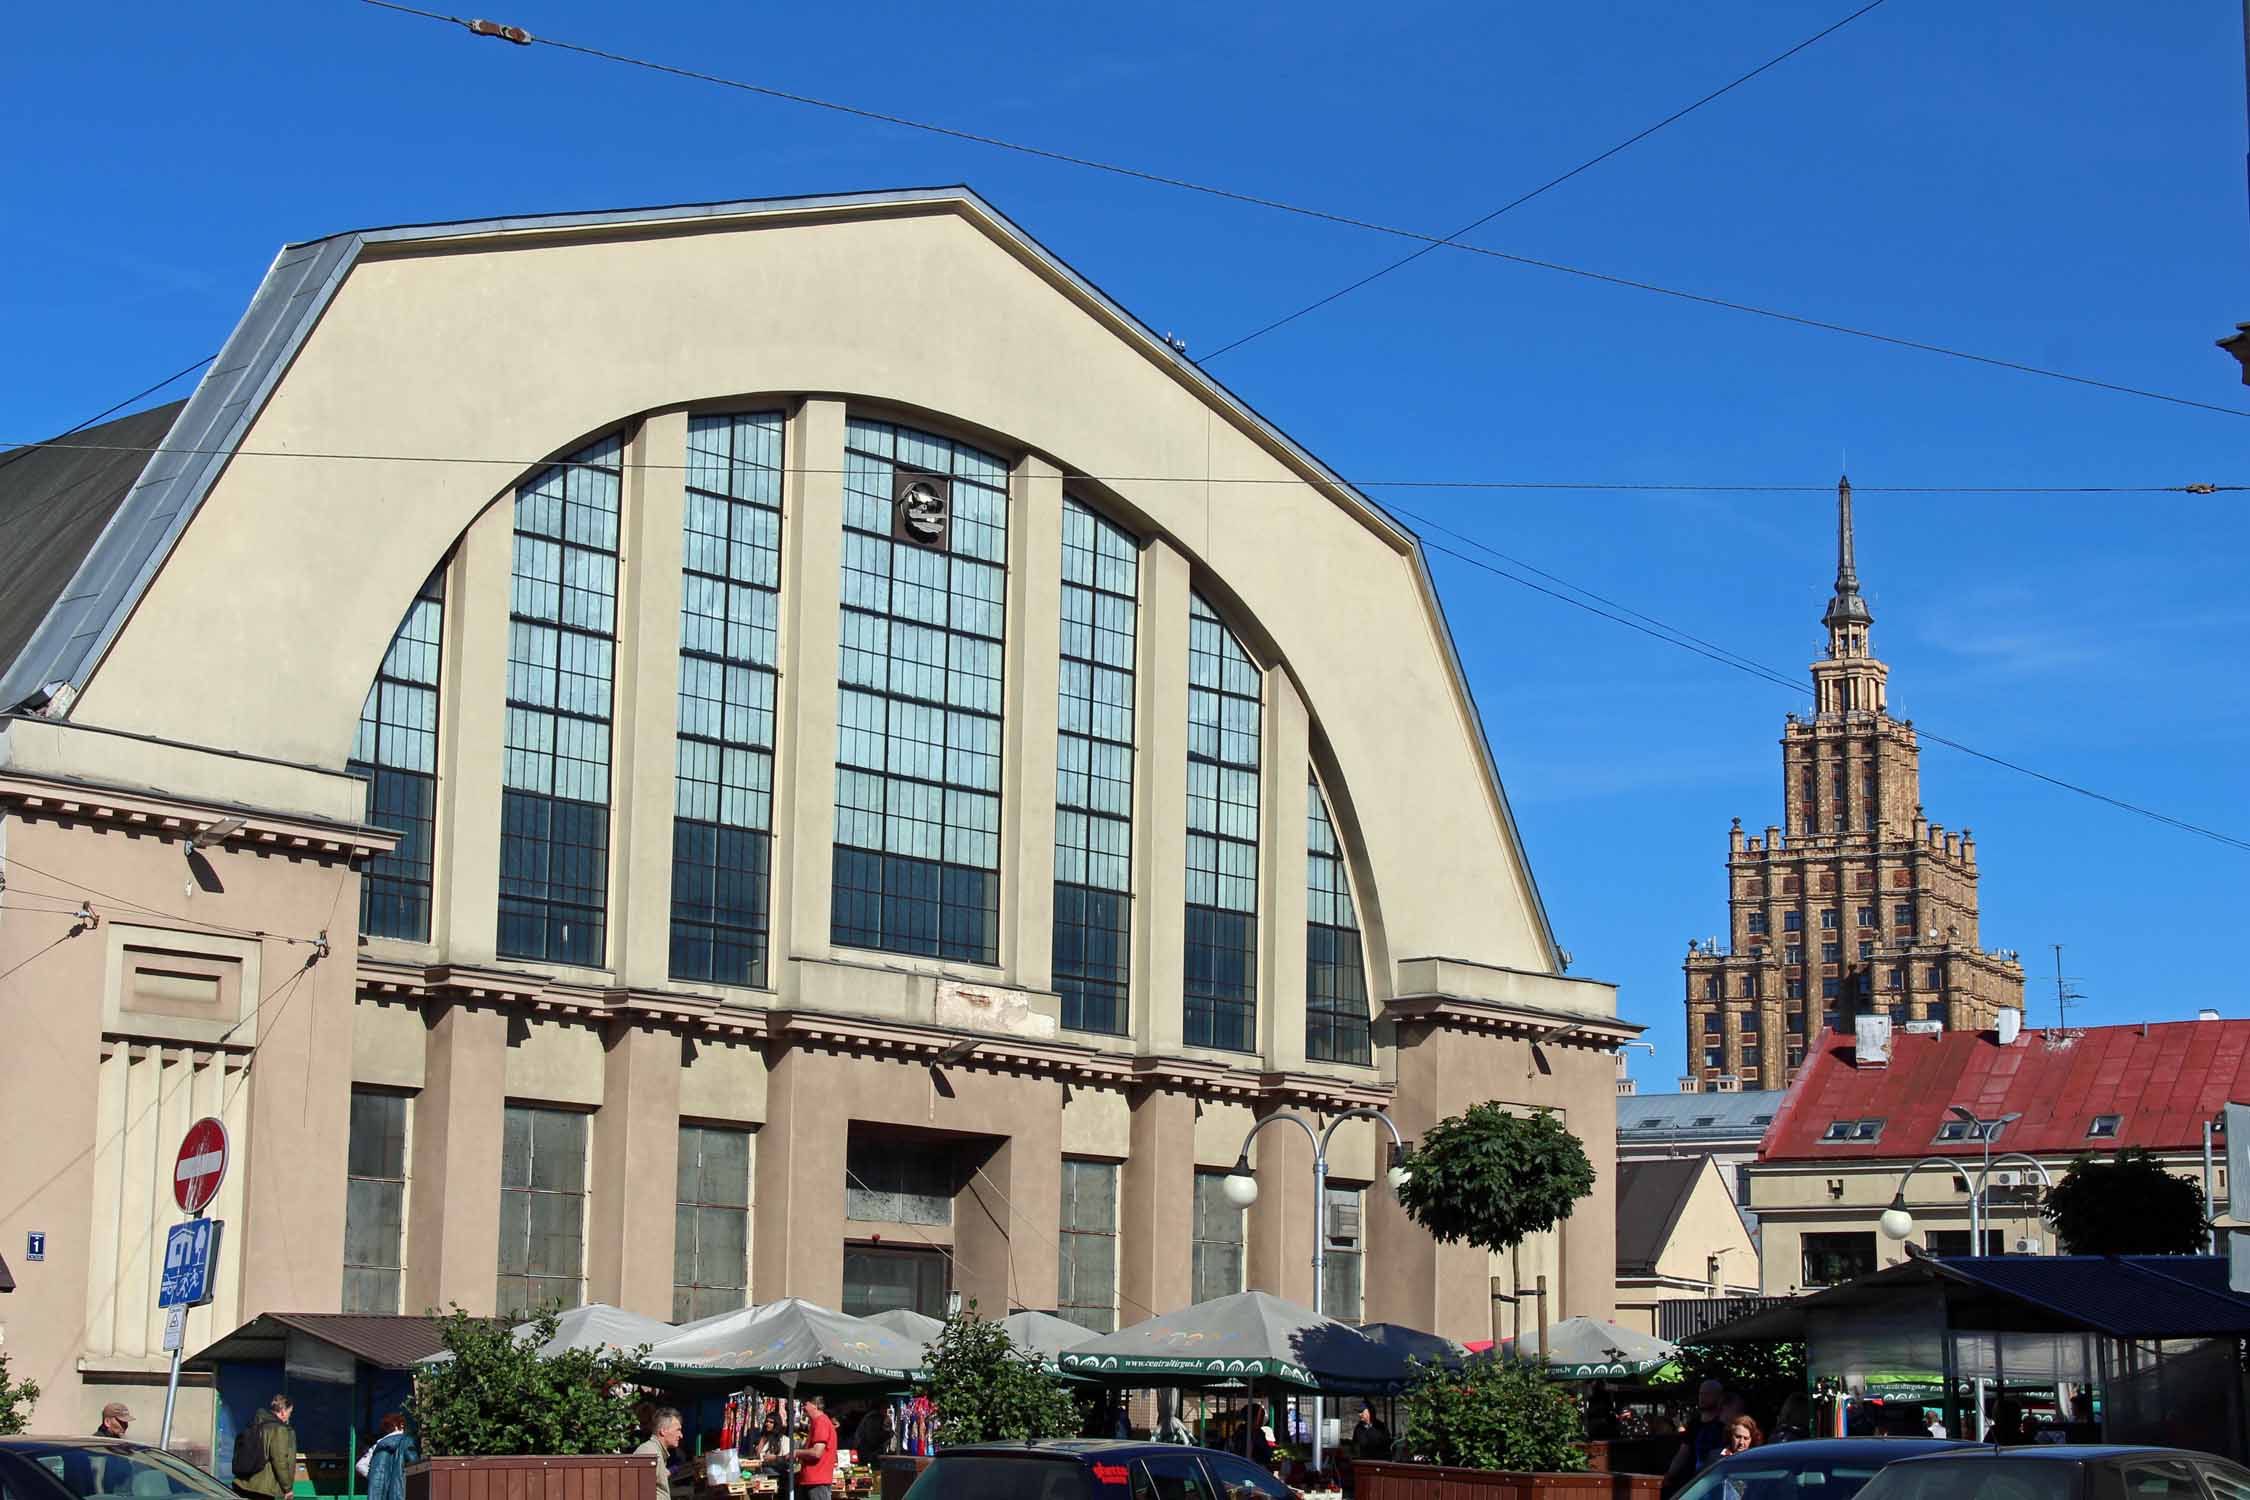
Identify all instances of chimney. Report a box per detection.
[1855,1014,1893,1066]
[1996,1007,2022,1046]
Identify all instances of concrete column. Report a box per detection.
[434,504,514,962]
[1119,1085,1195,1319]
[776,401,847,982]
[614,413,687,989]
[1003,455,1064,989]
[1243,1108,1317,1306]
[587,1023,683,1318]
[239,941,355,1317]
[751,1045,846,1306]
[1134,541,1192,1052]
[404,1002,507,1316]
[1261,675,1310,1068]
[955,1082,1064,1314]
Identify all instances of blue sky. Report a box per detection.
[5,1,2245,1086]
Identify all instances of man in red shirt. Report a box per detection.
[796,1395,837,1500]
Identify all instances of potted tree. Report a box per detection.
[405,1306,653,1500]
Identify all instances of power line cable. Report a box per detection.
[1203,0,1890,360]
[0,436,2237,497]
[356,0,2250,421]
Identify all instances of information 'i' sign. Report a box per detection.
[173,1117,229,1215]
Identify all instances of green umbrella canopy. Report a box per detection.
[641,1298,924,1390]
[1059,1290,1414,1394]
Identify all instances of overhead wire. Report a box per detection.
[1202,0,1891,360]
[355,0,2250,422]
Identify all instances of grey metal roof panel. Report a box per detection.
[0,184,1565,969]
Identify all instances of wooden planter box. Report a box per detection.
[1353,1461,1662,1500]
[407,1455,659,1500]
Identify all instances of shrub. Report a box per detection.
[407,1305,646,1457]
[1401,1356,1587,1472]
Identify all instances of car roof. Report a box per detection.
[1887,1447,2231,1465]
[930,1442,1230,1463]
[1716,1440,1977,1466]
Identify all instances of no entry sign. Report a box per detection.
[173,1117,229,1215]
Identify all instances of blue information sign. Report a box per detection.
[158,1219,222,1308]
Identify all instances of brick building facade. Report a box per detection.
[1682,479,2024,1089]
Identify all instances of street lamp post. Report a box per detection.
[1224,1108,1412,1478]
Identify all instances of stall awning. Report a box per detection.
[187,1313,454,1373]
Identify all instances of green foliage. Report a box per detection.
[922,1302,1078,1447]
[0,1351,40,1436]
[1401,1356,1587,1472]
[407,1305,646,1457]
[1395,1105,1596,1254]
[2044,1149,2208,1255]
[1652,1341,1807,1425]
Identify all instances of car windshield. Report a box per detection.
[1675,1457,1886,1500]
[903,1456,1103,1500]
[10,1444,234,1500]
[1857,1460,2079,1500]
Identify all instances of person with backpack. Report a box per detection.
[233,1395,298,1500]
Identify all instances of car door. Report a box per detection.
[1196,1453,1291,1500]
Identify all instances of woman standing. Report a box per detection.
[363,1414,420,1500]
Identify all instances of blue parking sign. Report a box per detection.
[157,1219,222,1308]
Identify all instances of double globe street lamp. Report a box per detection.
[1221,1108,1412,1476]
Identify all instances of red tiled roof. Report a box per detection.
[1760,1019,2250,1161]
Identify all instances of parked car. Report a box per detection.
[1675,1439,1979,1500]
[0,1438,236,1500]
[902,1439,1291,1500]
[1855,1446,2250,1500]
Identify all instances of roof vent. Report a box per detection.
[1996,1008,2022,1046]
[2200,1008,2222,1022]
[1855,1015,1892,1066]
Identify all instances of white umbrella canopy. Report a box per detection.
[642,1297,925,1390]
[416,1303,673,1365]
[1058,1290,1414,1393]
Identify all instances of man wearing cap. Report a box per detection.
[94,1404,132,1439]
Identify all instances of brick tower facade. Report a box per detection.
[1681,479,2025,1090]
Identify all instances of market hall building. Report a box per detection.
[0,189,1635,1432]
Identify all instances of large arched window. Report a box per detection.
[1053,498,1138,1034]
[349,567,445,941]
[832,419,1009,963]
[1306,771,1372,1065]
[1185,592,1260,1052]
[498,435,623,966]
[670,412,785,988]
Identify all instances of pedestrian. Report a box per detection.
[1721,1417,1762,1458]
[635,1407,683,1500]
[795,1395,838,1500]
[362,1414,420,1500]
[232,1395,298,1500]
[1662,1381,1728,1497]
[94,1403,132,1440]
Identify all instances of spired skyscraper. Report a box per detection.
[1681,479,2026,1090]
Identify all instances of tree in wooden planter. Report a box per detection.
[921,1302,1077,1446]
[1401,1356,1587,1473]
[407,1305,647,1456]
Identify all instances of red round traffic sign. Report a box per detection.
[174,1117,229,1214]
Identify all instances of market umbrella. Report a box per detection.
[417,1303,673,1365]
[1057,1290,1413,1393]
[1498,1317,1676,1380]
[641,1298,925,1391]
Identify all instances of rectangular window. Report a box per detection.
[499,1105,588,1316]
[843,1244,948,1319]
[1058,1159,1120,1333]
[500,437,623,966]
[1185,594,1261,1053]
[1801,1231,1877,1288]
[1192,1169,1245,1304]
[1820,909,1837,930]
[350,569,445,942]
[1307,774,1372,1065]
[846,1138,954,1225]
[1054,499,1138,1035]
[672,414,783,989]
[1746,912,1768,935]
[1322,1185,1364,1323]
[1784,911,1804,932]
[674,1124,751,1323]
[833,419,1009,963]
[343,1089,408,1313]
